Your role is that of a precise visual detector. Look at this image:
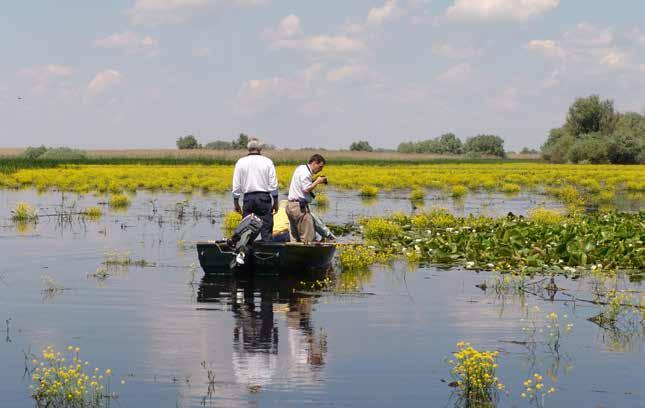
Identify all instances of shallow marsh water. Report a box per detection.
[0,189,643,407]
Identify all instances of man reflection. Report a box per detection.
[197,273,328,386]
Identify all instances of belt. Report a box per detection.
[244,191,270,195]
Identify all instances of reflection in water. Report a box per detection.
[197,272,328,388]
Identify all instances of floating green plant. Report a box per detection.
[359,185,379,197]
[108,194,130,209]
[11,201,38,221]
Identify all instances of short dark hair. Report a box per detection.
[308,154,326,164]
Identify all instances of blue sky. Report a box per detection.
[1,0,644,150]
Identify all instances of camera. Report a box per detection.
[319,175,329,184]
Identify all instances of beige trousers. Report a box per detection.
[285,201,315,243]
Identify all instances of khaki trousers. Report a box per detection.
[285,201,315,243]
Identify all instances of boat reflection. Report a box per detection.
[197,271,329,387]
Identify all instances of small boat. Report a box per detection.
[196,240,337,274]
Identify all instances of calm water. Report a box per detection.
[0,189,643,407]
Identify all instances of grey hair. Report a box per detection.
[247,138,263,151]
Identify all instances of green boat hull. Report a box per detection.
[196,240,336,274]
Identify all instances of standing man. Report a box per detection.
[286,154,327,243]
[232,138,279,241]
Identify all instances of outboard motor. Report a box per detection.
[227,214,263,268]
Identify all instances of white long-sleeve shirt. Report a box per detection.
[231,154,279,198]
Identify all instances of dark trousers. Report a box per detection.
[242,192,274,241]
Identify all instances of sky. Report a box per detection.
[1,0,644,151]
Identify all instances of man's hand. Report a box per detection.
[316,176,328,185]
[234,199,242,214]
[272,201,279,214]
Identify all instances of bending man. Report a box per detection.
[231,138,279,241]
[286,154,328,243]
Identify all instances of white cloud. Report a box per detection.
[192,47,211,57]
[127,0,267,25]
[599,49,630,68]
[235,64,323,114]
[367,0,405,26]
[18,64,74,80]
[263,14,302,42]
[18,65,75,95]
[526,22,643,73]
[563,22,613,47]
[626,28,645,46]
[87,70,123,96]
[265,16,366,54]
[326,64,370,82]
[94,31,159,56]
[525,40,565,59]
[436,63,472,82]
[432,43,483,59]
[272,35,367,53]
[488,87,520,112]
[127,0,210,25]
[540,69,560,88]
[445,0,559,22]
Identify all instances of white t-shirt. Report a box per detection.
[231,154,279,198]
[288,164,313,202]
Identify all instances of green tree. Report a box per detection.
[232,133,249,150]
[435,133,463,154]
[565,95,617,137]
[567,133,608,163]
[20,145,48,159]
[464,134,506,157]
[350,140,374,152]
[176,135,201,149]
[397,142,416,153]
[204,140,233,150]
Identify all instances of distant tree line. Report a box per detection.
[541,95,645,164]
[397,133,506,158]
[20,146,87,160]
[177,134,275,150]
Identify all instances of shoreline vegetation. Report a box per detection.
[1,161,642,208]
[0,148,541,171]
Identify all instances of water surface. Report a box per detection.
[0,189,642,407]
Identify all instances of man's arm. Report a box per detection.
[303,175,326,193]
[232,162,243,213]
[268,162,279,213]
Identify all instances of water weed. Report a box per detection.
[359,185,379,197]
[447,341,505,407]
[108,194,130,209]
[501,183,521,194]
[451,185,468,198]
[520,373,556,408]
[339,246,377,271]
[29,345,122,408]
[83,206,103,219]
[223,211,242,237]
[103,248,152,267]
[527,208,565,225]
[410,187,425,201]
[360,218,402,246]
[11,201,38,221]
[353,210,643,272]
[1,163,643,208]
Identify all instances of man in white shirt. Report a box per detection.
[232,138,279,241]
[286,154,327,243]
